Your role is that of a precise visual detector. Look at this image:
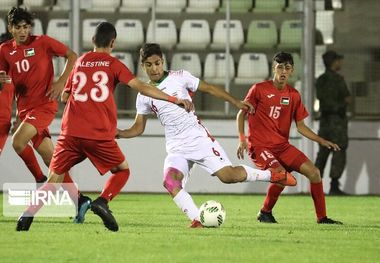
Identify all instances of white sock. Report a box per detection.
[242,165,271,182]
[172,189,199,221]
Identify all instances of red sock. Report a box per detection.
[18,145,45,181]
[100,169,130,202]
[25,183,56,216]
[61,172,80,203]
[261,183,284,212]
[310,182,327,220]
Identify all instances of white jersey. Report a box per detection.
[136,70,213,154]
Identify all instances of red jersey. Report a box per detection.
[0,35,68,114]
[61,51,134,140]
[0,83,14,123]
[245,80,308,148]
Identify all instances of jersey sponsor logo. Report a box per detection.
[9,50,17,55]
[267,94,275,98]
[280,97,290,105]
[24,48,35,57]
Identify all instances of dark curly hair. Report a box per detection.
[7,6,34,26]
[140,43,163,63]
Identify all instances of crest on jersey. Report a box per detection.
[24,48,35,57]
[280,97,290,105]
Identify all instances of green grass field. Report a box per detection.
[0,194,379,263]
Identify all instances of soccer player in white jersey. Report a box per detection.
[117,43,297,228]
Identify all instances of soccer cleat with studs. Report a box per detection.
[16,214,34,231]
[257,210,278,223]
[91,197,119,231]
[317,216,343,225]
[270,170,297,186]
[73,194,92,224]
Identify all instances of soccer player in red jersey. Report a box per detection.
[0,7,91,223]
[16,22,192,231]
[237,52,343,224]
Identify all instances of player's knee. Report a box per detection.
[163,168,183,194]
[308,167,322,183]
[11,135,26,153]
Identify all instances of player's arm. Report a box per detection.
[47,48,78,100]
[0,71,11,91]
[127,78,193,112]
[117,114,148,139]
[296,120,340,151]
[197,80,253,113]
[236,109,249,160]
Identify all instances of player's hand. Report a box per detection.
[61,91,70,104]
[0,70,12,87]
[175,98,194,112]
[320,139,341,151]
[237,140,249,160]
[115,129,122,139]
[47,80,65,100]
[236,100,255,114]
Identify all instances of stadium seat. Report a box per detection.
[53,0,91,10]
[210,20,244,51]
[315,0,325,10]
[286,0,303,12]
[0,0,18,11]
[254,0,284,12]
[23,0,53,10]
[186,0,220,13]
[235,53,269,85]
[146,20,177,50]
[156,0,186,13]
[0,19,5,35]
[114,19,144,51]
[316,11,334,44]
[82,19,107,50]
[111,52,135,74]
[32,19,44,35]
[136,53,167,82]
[119,0,152,13]
[288,53,301,85]
[244,20,278,50]
[88,0,120,12]
[219,0,252,13]
[52,56,66,80]
[177,20,211,51]
[278,20,302,50]
[315,45,327,77]
[47,19,70,46]
[170,53,202,78]
[204,53,235,84]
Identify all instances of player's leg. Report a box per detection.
[0,122,11,156]
[299,159,342,224]
[11,121,46,182]
[163,154,202,227]
[84,140,130,231]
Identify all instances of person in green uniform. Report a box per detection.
[315,50,351,195]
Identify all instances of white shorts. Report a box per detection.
[163,137,232,187]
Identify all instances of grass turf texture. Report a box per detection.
[0,194,379,263]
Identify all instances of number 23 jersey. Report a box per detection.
[62,51,134,140]
[245,80,309,148]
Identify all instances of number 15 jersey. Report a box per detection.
[62,51,134,140]
[245,80,308,148]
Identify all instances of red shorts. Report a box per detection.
[50,135,125,175]
[18,102,57,148]
[249,143,308,172]
[0,122,11,154]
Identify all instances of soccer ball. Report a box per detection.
[199,200,226,227]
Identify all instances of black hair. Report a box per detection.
[272,51,294,66]
[140,43,163,63]
[93,22,117,48]
[7,7,34,26]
